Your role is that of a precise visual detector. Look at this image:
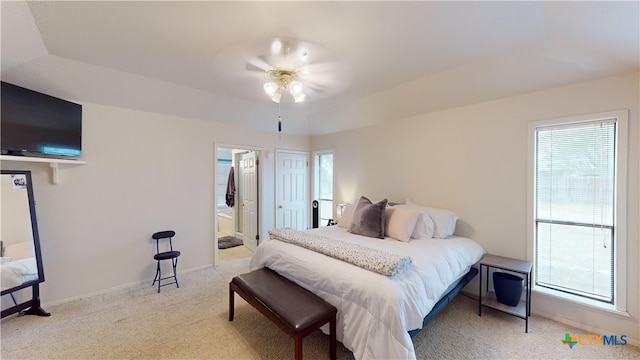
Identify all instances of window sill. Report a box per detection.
[533,286,630,318]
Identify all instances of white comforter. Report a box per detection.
[249,226,485,360]
[1,257,38,291]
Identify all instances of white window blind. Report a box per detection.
[534,119,616,303]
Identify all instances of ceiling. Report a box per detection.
[1,1,638,136]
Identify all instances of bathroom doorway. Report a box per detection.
[215,145,261,262]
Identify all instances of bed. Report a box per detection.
[1,241,38,291]
[1,257,38,291]
[249,197,485,359]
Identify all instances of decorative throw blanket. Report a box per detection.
[268,228,413,277]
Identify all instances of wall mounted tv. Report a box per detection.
[1,81,82,158]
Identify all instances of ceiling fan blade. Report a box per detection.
[302,73,340,87]
[304,85,325,96]
[246,55,274,72]
[305,82,329,91]
[245,62,266,73]
[300,61,345,74]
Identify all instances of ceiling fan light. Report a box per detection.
[271,91,282,103]
[293,92,306,103]
[289,81,303,95]
[271,40,282,55]
[264,82,279,97]
[298,49,309,61]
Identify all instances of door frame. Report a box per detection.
[214,143,263,265]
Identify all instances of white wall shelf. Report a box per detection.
[1,155,85,184]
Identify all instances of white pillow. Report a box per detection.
[4,241,35,260]
[337,203,356,229]
[385,207,420,242]
[405,198,458,239]
[395,204,435,239]
[413,212,436,239]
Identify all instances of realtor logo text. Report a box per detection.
[562,333,627,348]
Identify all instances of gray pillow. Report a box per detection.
[349,196,388,239]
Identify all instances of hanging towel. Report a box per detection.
[225,166,236,207]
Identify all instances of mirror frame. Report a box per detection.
[1,170,49,317]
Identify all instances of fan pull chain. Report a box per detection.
[278,101,282,140]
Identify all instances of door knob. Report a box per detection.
[278,205,283,208]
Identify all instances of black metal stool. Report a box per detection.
[151,230,181,293]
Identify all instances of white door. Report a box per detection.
[276,151,308,230]
[239,151,258,250]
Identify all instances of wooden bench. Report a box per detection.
[229,267,337,360]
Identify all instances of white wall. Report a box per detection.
[1,103,309,305]
[312,72,640,342]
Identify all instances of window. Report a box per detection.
[315,151,334,227]
[530,110,627,309]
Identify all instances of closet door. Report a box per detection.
[275,150,308,230]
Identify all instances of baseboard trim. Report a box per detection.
[42,264,214,308]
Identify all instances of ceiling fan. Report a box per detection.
[244,38,353,103]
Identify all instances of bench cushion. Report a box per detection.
[232,267,336,334]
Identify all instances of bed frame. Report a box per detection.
[408,267,478,337]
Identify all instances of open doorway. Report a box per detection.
[215,145,261,263]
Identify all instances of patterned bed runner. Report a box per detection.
[268,228,413,277]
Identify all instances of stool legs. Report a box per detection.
[172,257,180,289]
[152,258,179,293]
[152,260,162,293]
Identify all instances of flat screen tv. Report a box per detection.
[1,81,82,158]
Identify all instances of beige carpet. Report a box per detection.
[218,245,253,261]
[2,257,639,359]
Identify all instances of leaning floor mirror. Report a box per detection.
[1,170,50,318]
